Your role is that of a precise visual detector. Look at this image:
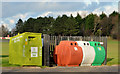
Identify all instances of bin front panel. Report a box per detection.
[9,32,42,66]
[24,34,42,65]
[9,34,24,65]
[89,41,105,66]
[76,41,95,66]
[53,41,83,66]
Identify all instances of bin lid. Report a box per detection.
[76,41,90,46]
[59,41,78,46]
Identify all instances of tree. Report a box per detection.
[75,13,83,36]
[11,28,16,36]
[95,29,102,36]
[0,25,8,37]
[52,15,69,36]
[99,13,110,36]
[63,14,79,36]
[109,11,119,17]
[84,13,95,36]
[109,12,119,39]
[9,11,119,39]
[100,12,107,20]
[15,19,24,34]
[33,17,44,33]
[24,18,35,32]
[42,16,55,34]
[0,25,2,36]
[99,17,109,36]
[93,14,100,36]
[46,16,55,35]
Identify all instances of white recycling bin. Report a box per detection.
[76,41,95,66]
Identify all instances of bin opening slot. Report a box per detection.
[75,43,77,45]
[98,43,100,46]
[95,43,96,46]
[28,36,36,41]
[84,43,86,45]
[87,43,89,45]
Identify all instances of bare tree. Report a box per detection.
[0,25,8,37]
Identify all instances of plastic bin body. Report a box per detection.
[76,41,95,66]
[53,41,83,66]
[89,41,105,66]
[9,32,42,66]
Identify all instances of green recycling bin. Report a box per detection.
[89,41,105,66]
[9,32,42,66]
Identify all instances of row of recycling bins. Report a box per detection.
[53,41,105,66]
[9,32,105,66]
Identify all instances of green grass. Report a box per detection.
[107,38,119,65]
[0,40,14,67]
[1,42,9,55]
[0,38,119,67]
[0,40,20,67]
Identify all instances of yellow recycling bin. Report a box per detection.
[9,32,42,66]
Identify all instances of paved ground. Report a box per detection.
[1,65,119,72]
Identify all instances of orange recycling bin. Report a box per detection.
[53,41,83,66]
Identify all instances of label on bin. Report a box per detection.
[74,47,78,51]
[31,47,38,57]
[98,47,101,51]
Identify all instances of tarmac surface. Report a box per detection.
[1,65,119,72]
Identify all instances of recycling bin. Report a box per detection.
[76,41,95,66]
[89,41,105,66]
[53,41,83,66]
[9,32,42,66]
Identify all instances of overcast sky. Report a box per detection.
[1,1,119,31]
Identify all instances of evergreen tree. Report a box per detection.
[15,19,24,34]
[75,13,83,36]
[34,17,44,33]
[11,11,119,38]
[84,13,95,36]
[24,18,35,32]
[63,14,79,36]
[100,12,107,20]
[52,15,69,36]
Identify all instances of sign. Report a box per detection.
[31,47,38,57]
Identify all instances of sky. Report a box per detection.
[1,0,119,31]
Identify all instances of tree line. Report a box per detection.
[1,11,120,39]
